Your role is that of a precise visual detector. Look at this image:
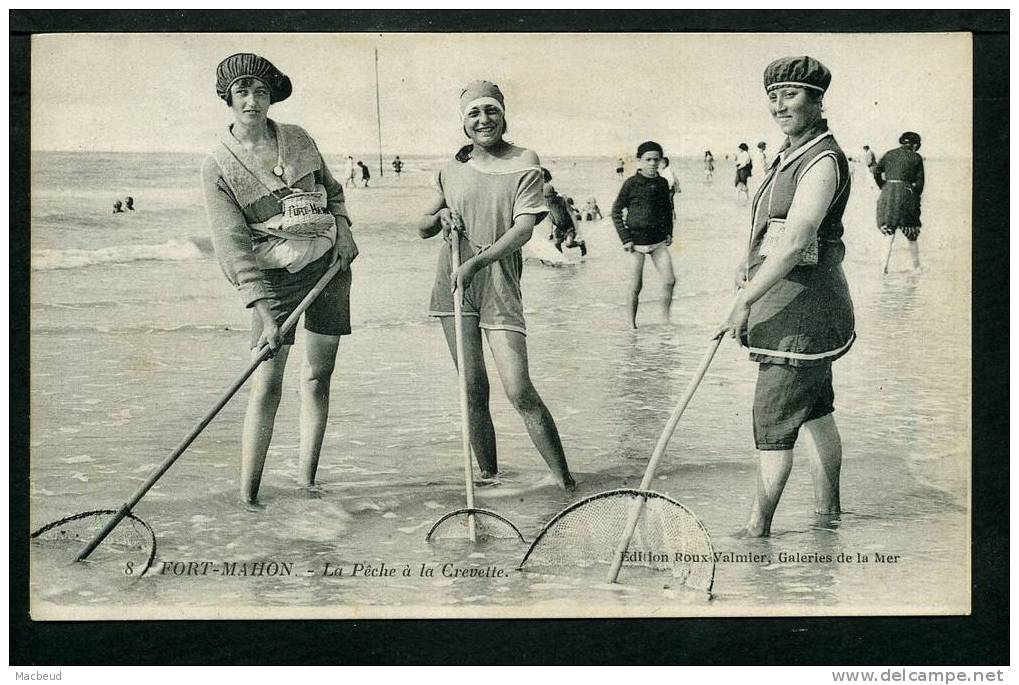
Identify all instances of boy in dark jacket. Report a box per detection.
[612,140,676,328]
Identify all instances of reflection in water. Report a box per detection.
[611,330,686,469]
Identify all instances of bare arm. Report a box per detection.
[475,214,538,265]
[611,179,634,248]
[452,213,539,292]
[715,157,838,338]
[316,151,358,269]
[416,192,451,239]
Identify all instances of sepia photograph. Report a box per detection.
[11,13,1006,666]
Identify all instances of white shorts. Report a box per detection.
[633,241,668,255]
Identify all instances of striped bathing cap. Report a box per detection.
[763,56,832,94]
[216,53,293,103]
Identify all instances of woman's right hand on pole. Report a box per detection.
[713,290,751,341]
[254,303,282,357]
[437,208,457,240]
[622,241,635,253]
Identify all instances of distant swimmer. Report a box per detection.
[734,142,753,204]
[875,131,925,273]
[125,196,135,211]
[581,197,603,222]
[704,150,715,182]
[391,155,404,177]
[611,140,676,329]
[357,160,371,188]
[112,200,124,213]
[615,157,625,178]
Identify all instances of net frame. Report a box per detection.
[425,507,526,542]
[31,509,158,577]
[518,488,715,594]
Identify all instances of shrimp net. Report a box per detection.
[518,489,715,593]
[426,508,526,543]
[31,510,158,577]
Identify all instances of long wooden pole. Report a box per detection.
[450,225,477,542]
[375,47,383,177]
[605,336,723,583]
[76,260,348,562]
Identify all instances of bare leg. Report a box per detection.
[802,414,842,514]
[297,331,341,488]
[882,232,896,273]
[240,346,292,507]
[735,448,793,537]
[440,316,498,477]
[627,251,646,329]
[907,239,921,271]
[485,329,576,491]
[649,246,677,323]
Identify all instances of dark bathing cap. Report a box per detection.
[216,53,293,103]
[763,56,832,94]
[636,141,663,158]
[899,131,922,146]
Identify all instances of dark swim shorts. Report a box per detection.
[878,225,921,241]
[250,251,352,348]
[752,362,835,450]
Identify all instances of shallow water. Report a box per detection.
[29,151,970,617]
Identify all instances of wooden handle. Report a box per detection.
[605,336,723,583]
[450,225,477,542]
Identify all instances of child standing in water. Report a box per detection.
[611,141,676,329]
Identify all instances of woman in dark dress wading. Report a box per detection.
[874,131,925,273]
[716,56,855,537]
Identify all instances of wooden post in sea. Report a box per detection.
[375,47,383,177]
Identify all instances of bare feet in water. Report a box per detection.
[730,522,768,538]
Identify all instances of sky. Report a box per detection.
[31,32,972,159]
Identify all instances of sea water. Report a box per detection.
[29,151,970,616]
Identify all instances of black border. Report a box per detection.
[10,10,1008,665]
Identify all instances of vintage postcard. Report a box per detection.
[28,30,972,620]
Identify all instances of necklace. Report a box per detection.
[230,123,284,178]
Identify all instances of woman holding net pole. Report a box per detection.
[715,56,856,538]
[415,80,576,493]
[201,53,359,509]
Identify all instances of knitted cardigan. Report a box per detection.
[201,120,350,307]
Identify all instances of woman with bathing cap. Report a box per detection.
[873,131,925,272]
[715,56,855,537]
[201,53,359,508]
[415,80,576,492]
